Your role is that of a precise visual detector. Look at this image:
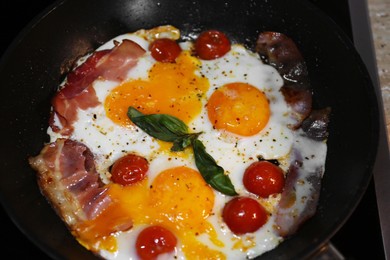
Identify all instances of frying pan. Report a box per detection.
[0,0,379,259]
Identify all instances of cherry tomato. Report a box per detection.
[110,154,148,185]
[136,225,177,260]
[149,38,182,63]
[243,161,285,198]
[222,197,268,235]
[195,30,231,60]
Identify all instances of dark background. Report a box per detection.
[0,0,385,259]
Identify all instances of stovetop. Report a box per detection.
[0,0,386,259]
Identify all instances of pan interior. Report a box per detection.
[0,0,379,259]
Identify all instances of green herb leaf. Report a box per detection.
[128,107,189,142]
[172,134,200,152]
[127,106,237,196]
[192,139,238,196]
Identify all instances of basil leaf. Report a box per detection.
[128,107,188,142]
[192,139,238,196]
[172,133,200,152]
[127,106,237,196]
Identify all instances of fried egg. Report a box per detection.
[47,25,326,260]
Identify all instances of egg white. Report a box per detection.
[47,27,327,260]
[192,44,296,193]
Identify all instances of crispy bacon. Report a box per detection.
[28,139,132,232]
[50,40,146,135]
[256,32,312,127]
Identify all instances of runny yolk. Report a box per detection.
[76,166,225,259]
[104,51,209,126]
[207,82,270,136]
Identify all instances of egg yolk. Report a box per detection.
[207,82,270,136]
[104,51,209,126]
[76,166,225,259]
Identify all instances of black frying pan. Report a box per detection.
[0,0,379,259]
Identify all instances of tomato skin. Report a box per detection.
[149,38,182,63]
[110,154,149,185]
[195,30,231,60]
[243,161,285,198]
[136,225,177,260]
[222,197,268,235]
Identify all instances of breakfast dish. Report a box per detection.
[28,25,330,259]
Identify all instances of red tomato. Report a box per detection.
[110,154,148,185]
[243,161,285,198]
[195,30,231,60]
[136,225,177,260]
[222,197,268,235]
[149,38,182,63]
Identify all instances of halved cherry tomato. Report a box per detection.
[195,30,231,60]
[136,225,177,260]
[110,154,148,185]
[243,161,285,198]
[149,38,182,63]
[222,197,268,235]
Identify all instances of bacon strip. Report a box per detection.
[256,33,331,237]
[274,117,329,237]
[50,40,146,135]
[28,139,132,231]
[274,148,323,237]
[256,32,312,128]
